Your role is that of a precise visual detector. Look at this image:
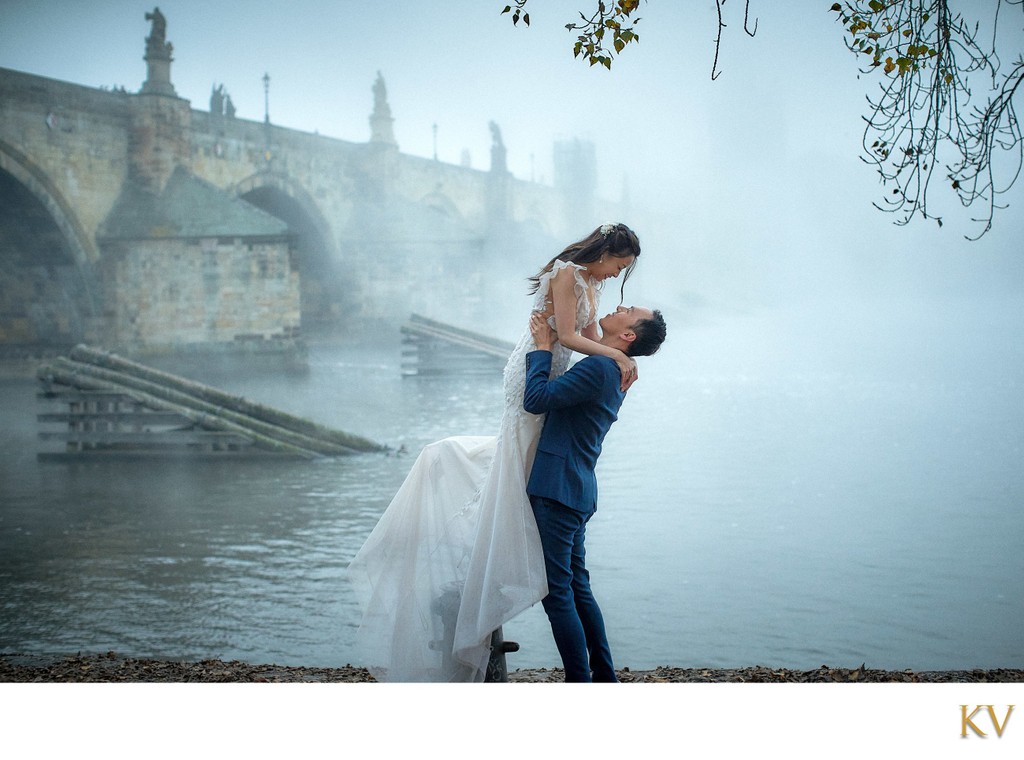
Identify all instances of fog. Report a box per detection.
[2,0,1023,740]
[5,4,1022,322]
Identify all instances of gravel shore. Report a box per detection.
[3,652,1022,683]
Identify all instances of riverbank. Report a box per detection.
[3,652,1022,683]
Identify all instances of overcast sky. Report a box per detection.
[3,0,1023,315]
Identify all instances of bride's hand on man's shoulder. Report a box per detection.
[616,353,638,392]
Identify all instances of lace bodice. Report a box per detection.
[502,260,597,415]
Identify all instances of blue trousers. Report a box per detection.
[530,495,616,683]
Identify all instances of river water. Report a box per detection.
[1,299,1022,672]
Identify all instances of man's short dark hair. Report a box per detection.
[627,309,667,357]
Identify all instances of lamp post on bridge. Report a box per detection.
[262,72,270,124]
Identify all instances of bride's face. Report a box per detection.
[587,253,635,282]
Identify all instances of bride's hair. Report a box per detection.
[528,222,641,300]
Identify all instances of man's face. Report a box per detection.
[599,305,653,337]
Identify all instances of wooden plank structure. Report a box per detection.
[400,313,515,376]
[36,344,388,460]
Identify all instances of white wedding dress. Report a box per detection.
[347,260,598,682]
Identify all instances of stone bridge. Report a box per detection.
[0,8,612,364]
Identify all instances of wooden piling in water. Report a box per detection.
[400,313,514,376]
[37,345,388,459]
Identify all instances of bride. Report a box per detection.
[347,222,642,682]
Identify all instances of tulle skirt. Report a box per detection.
[347,408,549,682]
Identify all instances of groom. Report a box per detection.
[523,305,667,682]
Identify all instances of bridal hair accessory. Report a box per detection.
[600,222,616,237]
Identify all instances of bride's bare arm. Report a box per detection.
[549,266,637,390]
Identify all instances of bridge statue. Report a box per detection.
[210,84,224,115]
[489,121,507,174]
[373,72,388,112]
[141,7,175,95]
[146,7,166,42]
[369,71,397,146]
[145,7,172,58]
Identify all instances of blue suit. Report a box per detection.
[523,349,625,682]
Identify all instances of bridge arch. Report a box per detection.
[233,171,342,333]
[0,141,99,353]
[420,188,460,218]
[0,140,98,270]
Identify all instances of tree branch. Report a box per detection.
[832,0,1023,237]
[713,0,726,80]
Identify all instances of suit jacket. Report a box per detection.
[523,349,625,513]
